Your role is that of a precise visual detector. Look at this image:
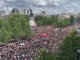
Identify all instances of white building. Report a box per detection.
[58,13,74,19]
[0,10,6,17]
[19,9,29,15]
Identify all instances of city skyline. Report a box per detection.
[0,0,80,15]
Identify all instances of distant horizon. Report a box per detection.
[0,8,80,16]
[0,0,80,15]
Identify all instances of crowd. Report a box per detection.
[0,25,73,60]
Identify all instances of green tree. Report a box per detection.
[69,15,75,25]
[35,48,56,60]
[0,19,13,42]
[8,14,32,40]
[0,14,31,42]
[58,31,80,60]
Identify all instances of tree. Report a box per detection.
[35,48,56,60]
[8,14,32,40]
[69,15,75,25]
[58,31,80,60]
[0,19,13,42]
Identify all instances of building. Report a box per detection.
[10,8,20,14]
[58,13,74,19]
[0,10,6,17]
[19,9,29,15]
[10,8,30,15]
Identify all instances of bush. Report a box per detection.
[58,31,80,60]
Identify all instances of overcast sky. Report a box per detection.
[0,0,80,15]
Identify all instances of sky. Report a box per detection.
[0,0,80,15]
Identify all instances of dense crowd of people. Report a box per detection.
[0,25,73,60]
